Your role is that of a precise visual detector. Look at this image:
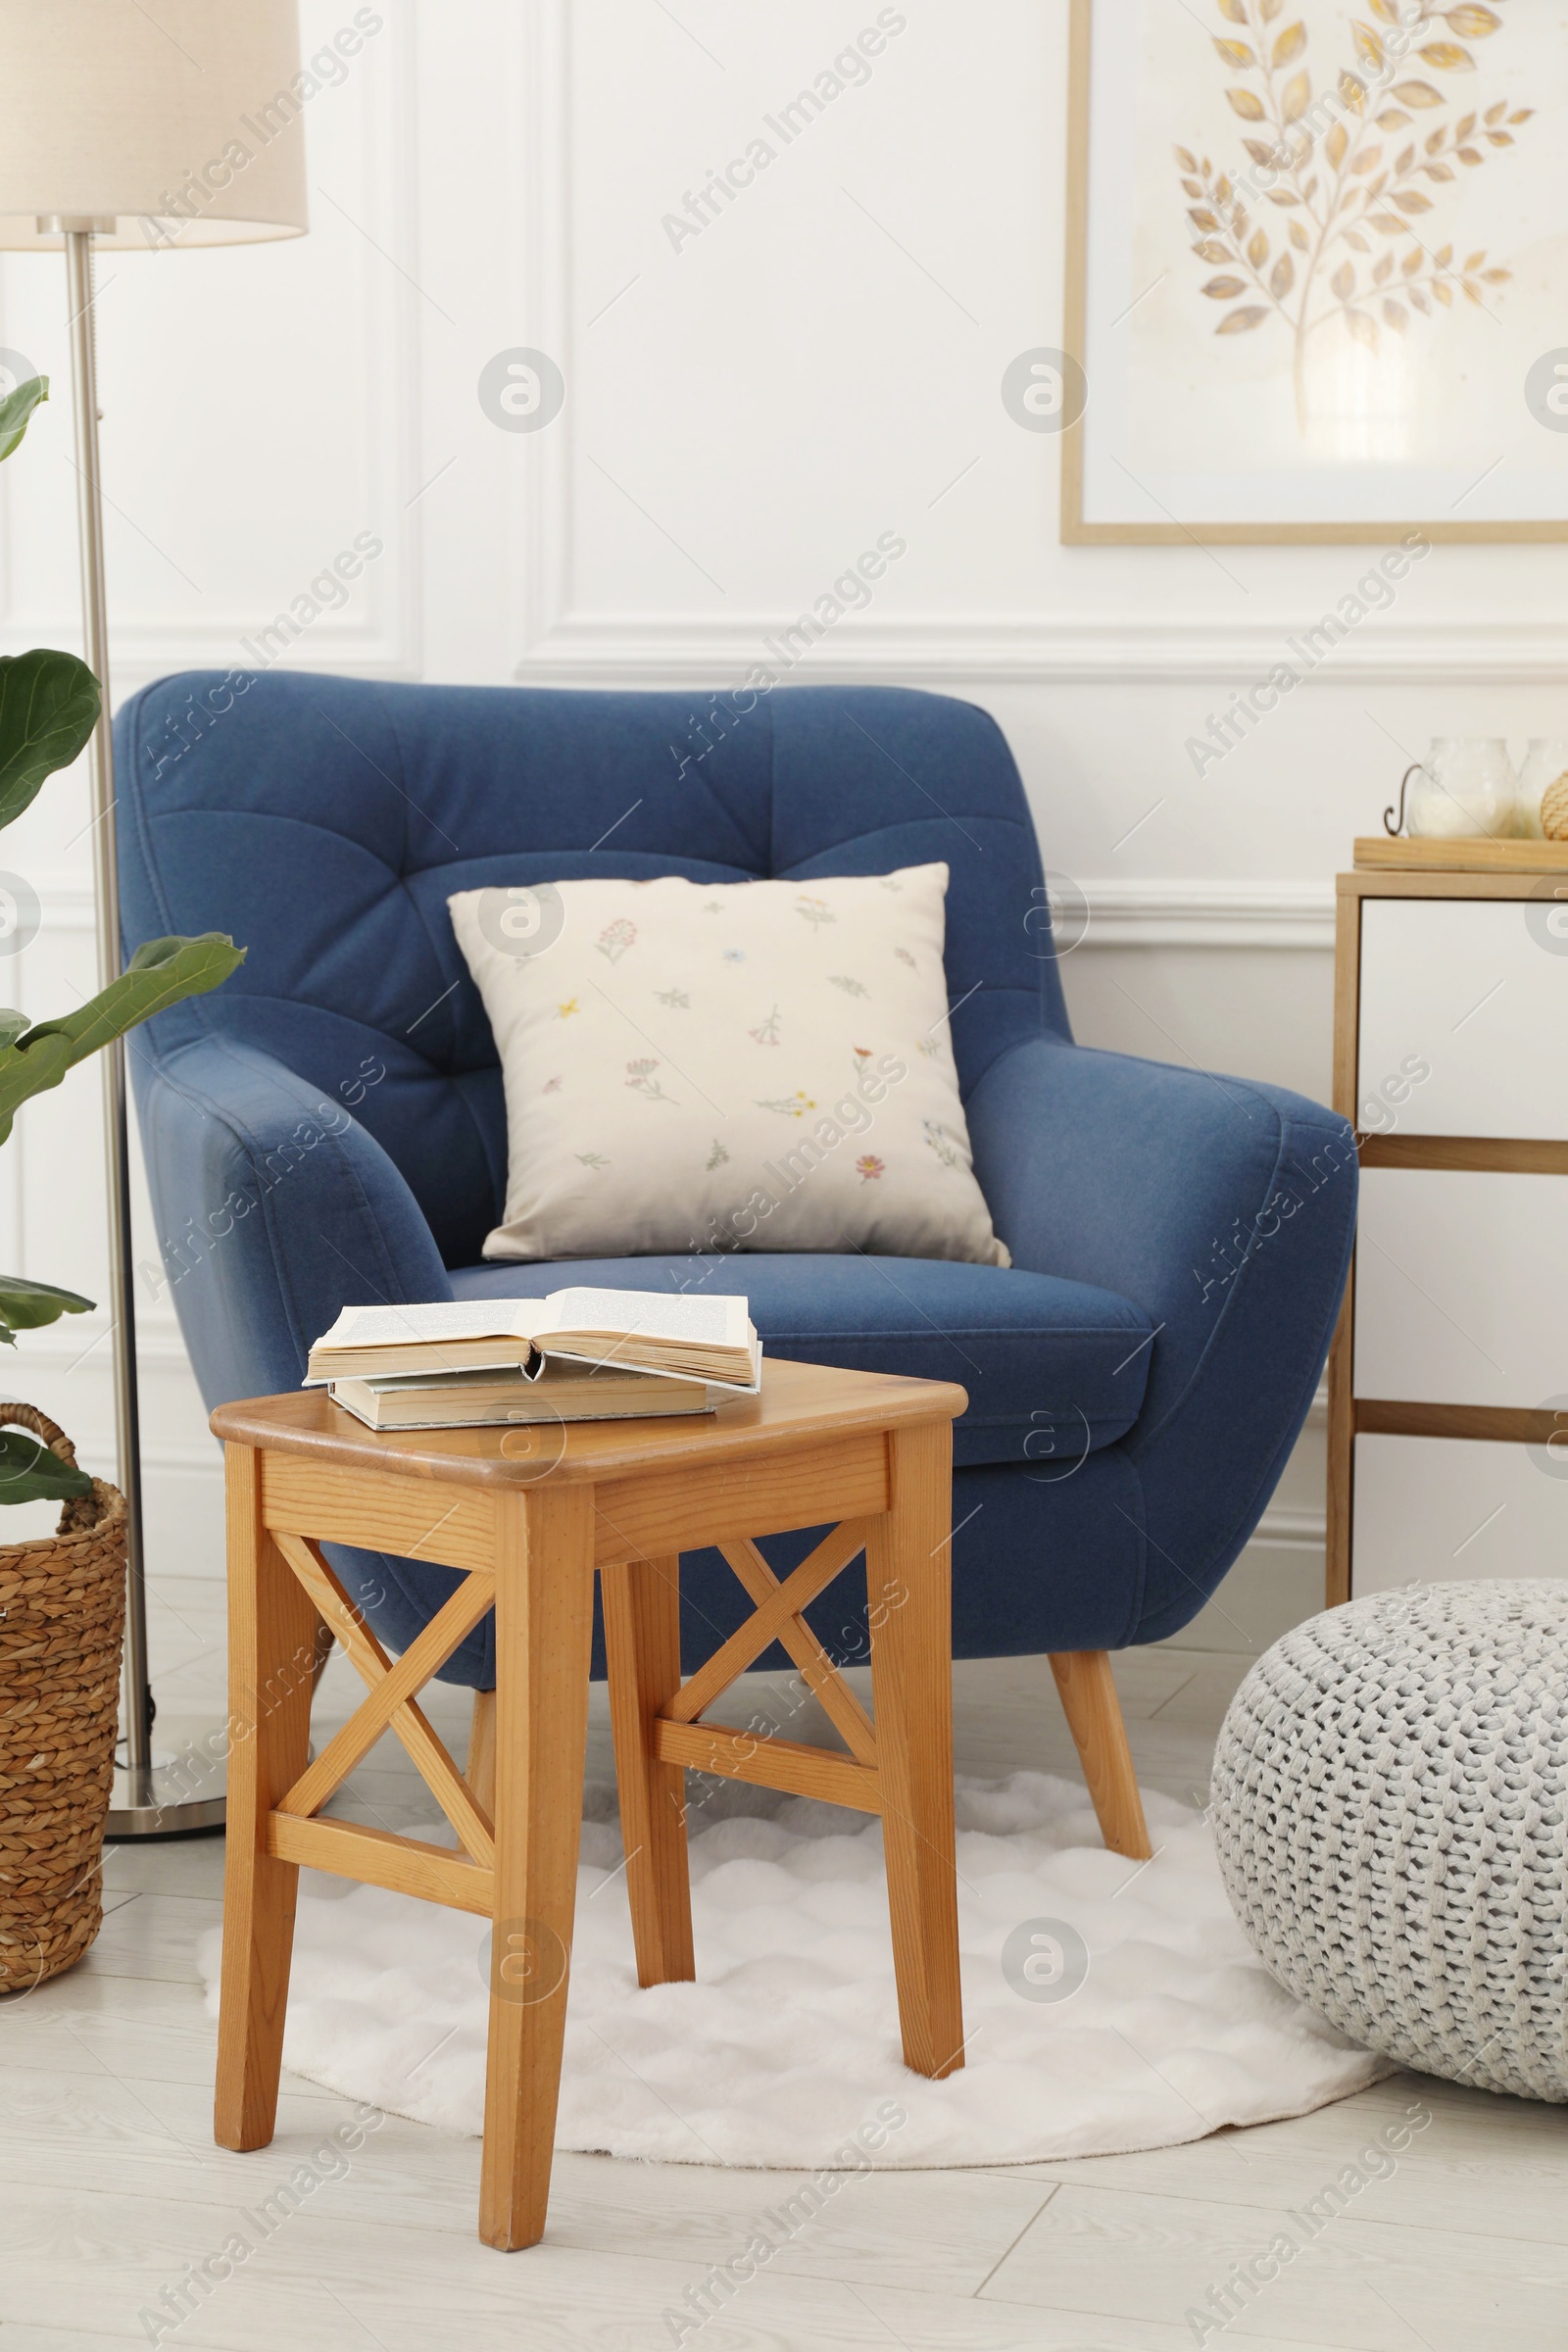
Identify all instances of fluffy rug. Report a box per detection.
[198,1772,1388,2168]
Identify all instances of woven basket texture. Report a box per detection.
[0,1404,125,1995]
[1540,773,1568,841]
[1213,1581,1568,2102]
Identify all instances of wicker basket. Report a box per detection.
[0,1405,125,1994]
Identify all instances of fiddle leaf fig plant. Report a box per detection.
[0,372,47,466]
[0,645,105,829]
[0,372,246,1499]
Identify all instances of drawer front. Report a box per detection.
[1357,899,1568,1139]
[1355,1168,1568,1408]
[1352,1433,1568,1597]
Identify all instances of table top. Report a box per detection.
[210,1356,968,1491]
[1352,836,1568,875]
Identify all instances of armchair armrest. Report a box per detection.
[967,1037,1355,1633]
[132,1035,452,1409]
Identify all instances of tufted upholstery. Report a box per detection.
[117,674,1062,1269]
[116,673,1356,1687]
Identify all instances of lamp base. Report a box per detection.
[108,1730,227,1838]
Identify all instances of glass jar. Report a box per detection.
[1405,739,1520,840]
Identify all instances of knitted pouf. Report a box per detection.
[1212,1581,1568,2102]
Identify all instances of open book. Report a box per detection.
[305,1288,760,1394]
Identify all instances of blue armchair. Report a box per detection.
[115,674,1354,1838]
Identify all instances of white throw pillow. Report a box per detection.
[447,863,1008,1267]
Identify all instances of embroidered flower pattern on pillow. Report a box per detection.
[447,863,1008,1266]
[923,1119,969,1170]
[625,1056,678,1103]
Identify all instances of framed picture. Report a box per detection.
[1061,0,1568,543]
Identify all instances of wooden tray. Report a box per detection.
[1353,835,1568,874]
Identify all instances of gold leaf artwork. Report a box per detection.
[1174,0,1535,430]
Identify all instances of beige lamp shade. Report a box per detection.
[0,0,309,249]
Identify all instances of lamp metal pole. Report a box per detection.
[55,220,225,1836]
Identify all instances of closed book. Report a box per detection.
[326,1360,720,1432]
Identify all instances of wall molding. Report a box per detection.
[1253,1504,1328,1551]
[511,611,1568,692]
[24,871,1337,950]
[1072,880,1335,950]
[510,18,1568,691]
[20,1317,192,1367]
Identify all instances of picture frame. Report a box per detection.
[1061,0,1568,545]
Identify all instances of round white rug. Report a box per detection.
[198,1771,1388,2168]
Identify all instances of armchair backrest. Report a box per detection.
[115,675,1065,1268]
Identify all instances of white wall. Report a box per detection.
[4,0,1559,1640]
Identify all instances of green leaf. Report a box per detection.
[0,933,246,1145]
[0,649,103,835]
[0,1275,94,1346]
[0,1428,93,1505]
[0,371,48,465]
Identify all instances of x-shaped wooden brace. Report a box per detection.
[662,1518,878,1768]
[270,1517,879,1903]
[271,1532,497,1869]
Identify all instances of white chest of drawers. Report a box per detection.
[1328,845,1568,1605]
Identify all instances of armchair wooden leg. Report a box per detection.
[466,1687,497,1820]
[1049,1649,1152,1862]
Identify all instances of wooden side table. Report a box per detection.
[1329,837,1568,1605]
[210,1358,968,2250]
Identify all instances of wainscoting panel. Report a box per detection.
[12,0,1559,1641]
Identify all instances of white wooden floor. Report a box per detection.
[3,1576,1563,2350]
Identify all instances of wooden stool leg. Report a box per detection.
[466,1687,497,1819]
[1049,1650,1152,1862]
[601,1554,695,1987]
[215,1445,319,2151]
[866,1421,964,2080]
[479,1486,595,2251]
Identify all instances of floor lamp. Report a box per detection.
[0,2,309,1834]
